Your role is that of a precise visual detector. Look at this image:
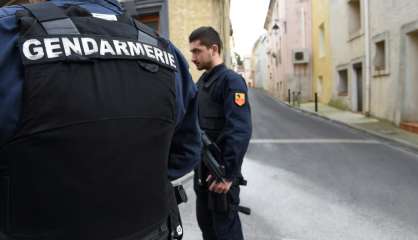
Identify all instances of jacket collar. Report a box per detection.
[202,64,227,88]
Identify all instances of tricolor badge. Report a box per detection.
[234,92,246,107]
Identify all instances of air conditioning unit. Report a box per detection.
[292,49,309,64]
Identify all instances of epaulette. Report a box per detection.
[0,5,21,19]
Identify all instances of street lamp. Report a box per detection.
[272,23,280,35]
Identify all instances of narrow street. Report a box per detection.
[179,89,418,240]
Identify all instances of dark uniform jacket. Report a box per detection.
[197,64,252,181]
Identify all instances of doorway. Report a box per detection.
[402,30,418,122]
[352,63,363,112]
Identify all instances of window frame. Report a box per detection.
[121,0,169,38]
[337,68,349,96]
[347,0,363,41]
[372,32,390,77]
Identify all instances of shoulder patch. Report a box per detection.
[234,92,246,107]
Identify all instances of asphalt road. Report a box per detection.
[179,88,418,240]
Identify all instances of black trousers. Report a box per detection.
[193,174,244,240]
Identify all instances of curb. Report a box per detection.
[277,100,418,153]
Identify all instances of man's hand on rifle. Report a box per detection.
[206,175,233,194]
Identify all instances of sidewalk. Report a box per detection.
[287,101,418,151]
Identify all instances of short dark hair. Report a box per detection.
[189,26,223,54]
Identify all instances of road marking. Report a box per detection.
[171,172,194,186]
[250,139,380,144]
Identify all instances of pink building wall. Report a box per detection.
[265,0,312,101]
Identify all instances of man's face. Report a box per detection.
[189,40,215,71]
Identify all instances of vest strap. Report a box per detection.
[20,2,80,35]
[201,69,231,89]
[133,20,159,46]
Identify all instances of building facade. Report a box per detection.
[264,0,312,102]
[242,57,253,87]
[311,0,333,103]
[255,0,418,131]
[329,0,369,113]
[251,34,269,90]
[327,0,418,129]
[121,0,232,81]
[368,0,418,129]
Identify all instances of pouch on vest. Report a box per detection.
[167,184,183,240]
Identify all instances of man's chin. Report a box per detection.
[196,65,210,71]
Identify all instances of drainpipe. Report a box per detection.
[301,7,306,48]
[300,7,306,98]
[364,0,371,115]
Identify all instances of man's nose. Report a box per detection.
[191,55,197,62]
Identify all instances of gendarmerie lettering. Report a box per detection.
[20,36,177,70]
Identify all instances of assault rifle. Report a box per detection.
[201,131,251,215]
[201,132,225,184]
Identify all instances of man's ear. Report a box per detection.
[211,44,219,56]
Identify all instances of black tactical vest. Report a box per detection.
[0,3,177,239]
[196,68,231,142]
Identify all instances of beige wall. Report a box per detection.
[168,0,231,81]
[312,0,333,103]
[330,0,365,112]
[369,0,418,124]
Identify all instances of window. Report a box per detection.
[372,32,390,76]
[374,41,385,70]
[338,69,349,96]
[136,13,160,32]
[319,23,326,57]
[121,0,169,38]
[348,0,362,37]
